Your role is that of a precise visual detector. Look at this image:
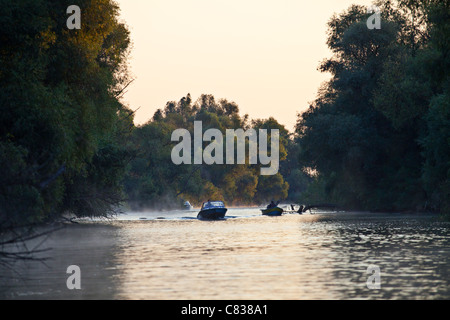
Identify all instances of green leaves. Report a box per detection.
[123,94,291,208]
[0,0,133,226]
[296,0,449,212]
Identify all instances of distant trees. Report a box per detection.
[296,0,450,213]
[123,94,292,208]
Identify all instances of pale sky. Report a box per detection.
[116,0,374,132]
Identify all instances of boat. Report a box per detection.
[183,201,194,210]
[197,201,228,220]
[261,206,284,216]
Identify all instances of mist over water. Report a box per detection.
[1,210,449,299]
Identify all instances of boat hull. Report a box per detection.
[197,208,228,220]
[261,207,283,216]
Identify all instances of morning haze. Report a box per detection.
[116,0,374,131]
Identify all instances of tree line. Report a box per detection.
[123,93,294,210]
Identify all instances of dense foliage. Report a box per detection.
[0,0,133,231]
[296,0,450,213]
[123,94,292,209]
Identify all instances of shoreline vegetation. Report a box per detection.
[1,0,449,261]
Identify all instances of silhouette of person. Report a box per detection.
[267,200,276,209]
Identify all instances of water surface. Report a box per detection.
[1,209,448,299]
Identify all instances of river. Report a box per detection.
[0,209,449,299]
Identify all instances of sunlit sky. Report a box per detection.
[116,0,374,132]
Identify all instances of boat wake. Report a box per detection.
[114,206,324,222]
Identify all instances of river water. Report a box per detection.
[0,209,449,300]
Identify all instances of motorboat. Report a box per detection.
[183,201,193,210]
[197,201,227,220]
[261,206,283,216]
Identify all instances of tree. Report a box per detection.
[0,0,133,229]
[296,0,449,213]
[418,1,450,214]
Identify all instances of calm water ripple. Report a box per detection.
[1,210,449,299]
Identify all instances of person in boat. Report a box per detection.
[267,200,276,209]
[203,200,211,210]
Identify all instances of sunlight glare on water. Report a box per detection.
[1,209,449,300]
[109,210,450,299]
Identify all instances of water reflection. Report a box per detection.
[111,212,450,299]
[0,224,122,299]
[299,213,450,299]
[1,211,449,299]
